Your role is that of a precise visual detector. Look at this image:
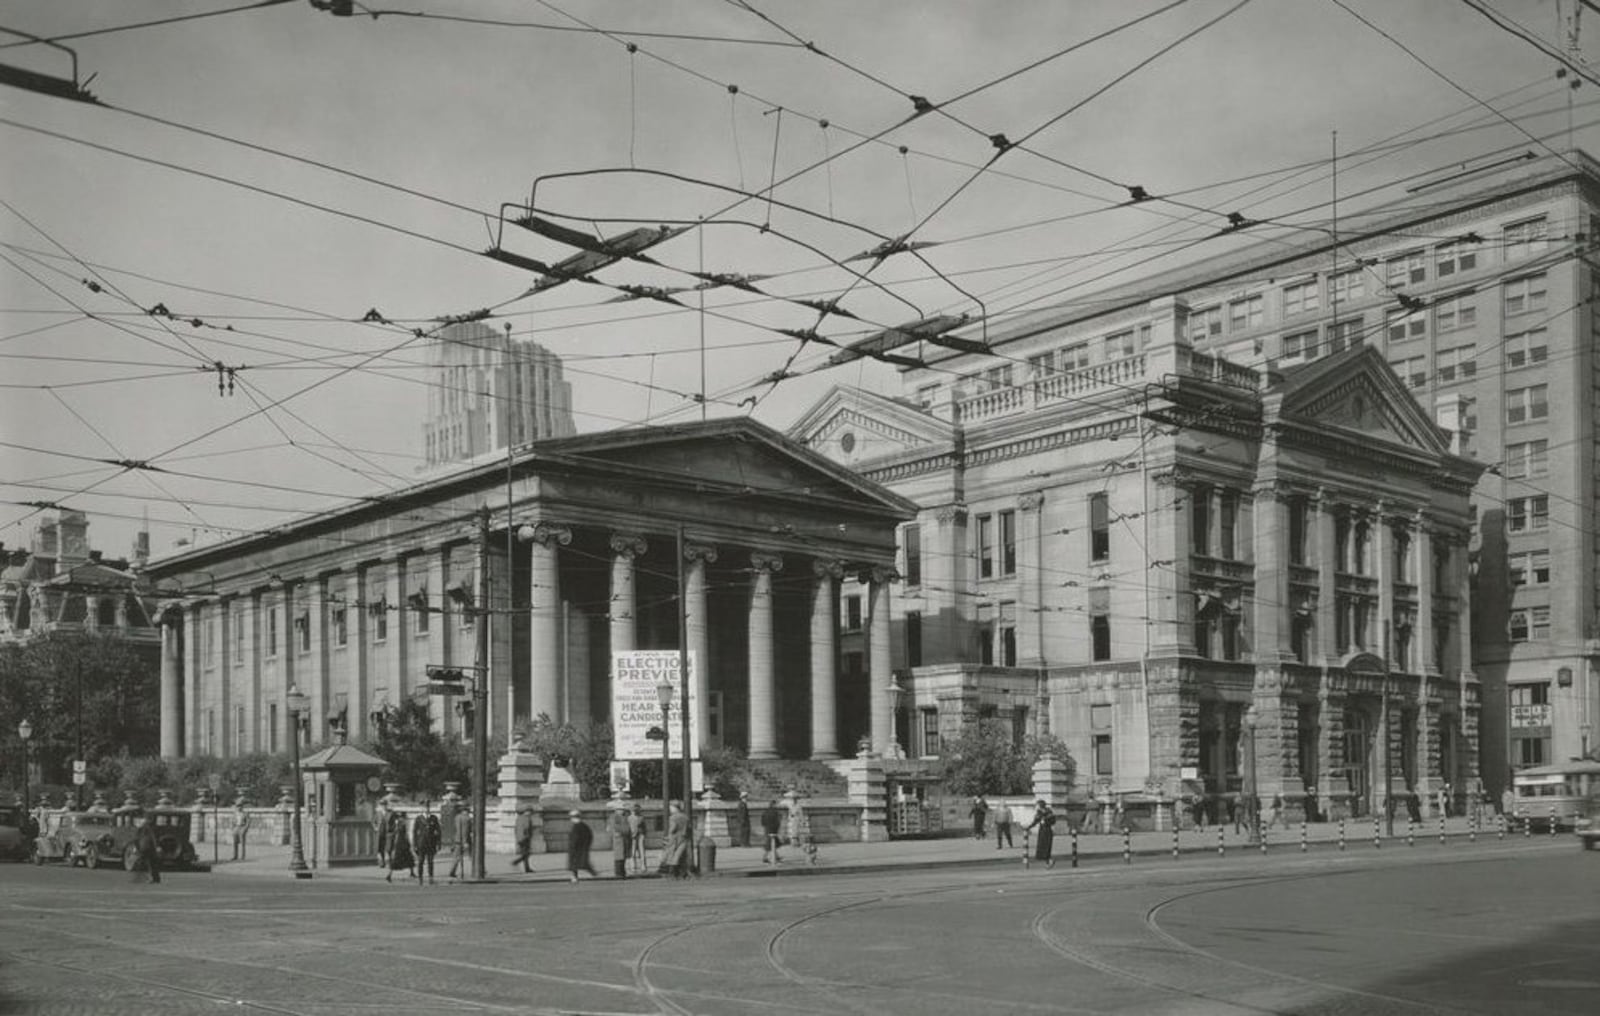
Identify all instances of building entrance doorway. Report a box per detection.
[1342,706,1373,817]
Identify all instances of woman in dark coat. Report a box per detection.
[385,812,414,883]
[1026,799,1057,869]
[566,810,597,883]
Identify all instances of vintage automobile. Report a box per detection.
[32,811,119,867]
[0,803,33,861]
[139,807,200,871]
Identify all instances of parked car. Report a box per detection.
[33,811,118,868]
[0,803,33,861]
[141,808,200,871]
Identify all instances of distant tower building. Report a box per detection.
[422,321,576,468]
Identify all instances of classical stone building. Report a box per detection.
[795,303,1482,823]
[142,419,913,766]
[0,510,157,647]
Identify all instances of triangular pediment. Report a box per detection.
[1275,346,1450,455]
[788,384,953,470]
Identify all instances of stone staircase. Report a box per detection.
[742,759,851,800]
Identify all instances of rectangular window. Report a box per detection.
[1191,488,1211,556]
[374,601,388,642]
[921,708,940,757]
[1509,549,1551,586]
[1328,268,1364,305]
[1507,495,1549,533]
[297,611,311,653]
[1510,683,1551,707]
[1188,306,1222,341]
[1504,216,1548,261]
[1061,343,1091,370]
[1389,354,1427,389]
[202,613,216,667]
[1090,492,1110,562]
[977,514,994,579]
[232,607,244,662]
[998,602,1016,667]
[1281,329,1319,361]
[413,581,430,634]
[1026,353,1053,382]
[1291,613,1313,663]
[1228,295,1263,331]
[1505,328,1548,369]
[845,595,862,631]
[1387,308,1427,343]
[269,703,279,752]
[998,509,1016,576]
[1509,606,1551,642]
[1506,384,1548,425]
[1283,279,1320,315]
[1434,292,1477,333]
[1327,317,1364,352]
[1392,526,1411,582]
[1288,499,1309,565]
[332,602,348,647]
[265,607,277,658]
[1514,735,1549,767]
[235,705,246,753]
[1386,250,1426,286]
[1103,329,1136,359]
[1093,734,1114,777]
[1218,492,1238,560]
[1435,344,1476,383]
[1435,237,1480,277]
[1503,274,1548,316]
[903,525,921,586]
[1505,439,1549,479]
[982,364,1013,392]
[905,611,922,668]
[1090,613,1111,661]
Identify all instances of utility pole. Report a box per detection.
[472,507,491,882]
[677,525,693,838]
[76,661,84,810]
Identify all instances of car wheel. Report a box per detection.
[123,845,140,872]
[85,845,100,870]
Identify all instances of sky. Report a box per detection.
[0,0,1590,563]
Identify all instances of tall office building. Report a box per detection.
[422,321,576,468]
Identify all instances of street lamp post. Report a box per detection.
[285,685,312,879]
[16,719,32,816]
[1244,708,1260,845]
[656,679,673,837]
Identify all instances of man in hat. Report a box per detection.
[565,810,597,883]
[447,802,473,882]
[735,791,751,848]
[512,803,535,873]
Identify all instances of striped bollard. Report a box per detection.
[1550,805,1558,837]
[1299,820,1308,853]
[1439,814,1447,845]
[1373,815,1382,849]
[1406,817,1414,847]
[1496,813,1504,840]
[1524,813,1531,838]
[1217,825,1225,856]
[1172,823,1180,859]
[1338,817,1346,851]
[1469,812,1477,843]
[1259,826,1267,855]
[1070,825,1079,869]
[1121,826,1131,865]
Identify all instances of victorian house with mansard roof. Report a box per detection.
[792,296,1483,824]
[0,510,158,648]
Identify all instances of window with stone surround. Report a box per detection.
[920,708,940,757]
[1090,492,1110,562]
[1328,268,1364,305]
[1505,384,1548,425]
[1434,292,1476,333]
[1436,344,1476,384]
[1509,549,1550,586]
[1435,236,1480,277]
[1386,250,1426,287]
[1503,273,1548,316]
[1505,439,1549,479]
[1387,307,1427,344]
[1283,279,1320,315]
[1188,305,1222,341]
[1507,495,1548,532]
[1228,295,1263,331]
[1505,327,1547,369]
[1509,606,1550,642]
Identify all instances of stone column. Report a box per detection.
[1016,492,1046,666]
[1414,514,1436,675]
[160,608,182,758]
[924,505,967,662]
[867,566,898,756]
[526,522,571,723]
[608,533,647,660]
[747,552,784,759]
[1252,483,1289,661]
[1451,536,1472,683]
[810,559,844,759]
[684,542,717,753]
[184,603,203,756]
[1315,489,1338,661]
[1375,505,1393,661]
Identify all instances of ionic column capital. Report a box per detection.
[609,533,648,559]
[750,551,784,574]
[683,542,719,565]
[931,503,968,525]
[1017,491,1045,513]
[812,558,846,581]
[524,521,573,548]
[864,565,901,586]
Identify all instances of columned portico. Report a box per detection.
[526,522,571,723]
[747,551,783,759]
[810,559,844,759]
[867,566,897,755]
[608,533,647,657]
[159,610,182,757]
[684,542,717,752]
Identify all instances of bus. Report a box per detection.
[1510,760,1600,832]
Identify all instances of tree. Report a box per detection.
[939,719,1076,798]
[0,630,158,788]
[362,698,471,799]
[512,714,613,800]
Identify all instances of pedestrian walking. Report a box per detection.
[608,805,632,878]
[412,801,442,885]
[1267,794,1283,830]
[231,801,252,861]
[512,803,535,873]
[788,794,817,864]
[660,800,690,878]
[132,814,162,884]
[970,796,989,840]
[760,798,783,864]
[566,810,598,883]
[1025,800,1056,868]
[994,801,1014,849]
[385,812,413,884]
[447,804,472,881]
[374,800,390,869]
[627,803,647,873]
[734,791,751,848]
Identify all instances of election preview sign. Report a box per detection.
[612,650,700,761]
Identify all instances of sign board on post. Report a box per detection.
[611,650,700,761]
[609,761,631,795]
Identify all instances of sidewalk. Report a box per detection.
[202,814,1544,883]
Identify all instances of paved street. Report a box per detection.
[0,832,1593,1015]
